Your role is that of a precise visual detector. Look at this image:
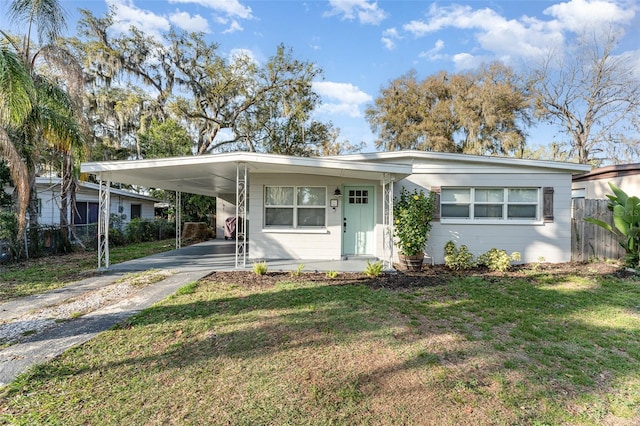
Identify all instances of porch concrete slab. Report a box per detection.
[107,239,380,274]
[261,257,378,273]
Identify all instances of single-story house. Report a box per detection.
[34,176,158,226]
[81,150,590,269]
[572,163,640,199]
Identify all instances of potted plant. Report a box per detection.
[393,188,436,271]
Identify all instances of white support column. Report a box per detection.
[97,175,111,270]
[175,190,182,249]
[382,173,394,270]
[235,162,247,268]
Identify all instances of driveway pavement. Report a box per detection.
[0,239,376,387]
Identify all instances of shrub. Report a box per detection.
[364,260,384,277]
[108,227,128,247]
[326,270,339,279]
[253,261,268,275]
[125,218,175,243]
[477,248,521,272]
[585,182,640,267]
[444,241,476,270]
[290,264,304,277]
[0,211,20,261]
[393,188,436,256]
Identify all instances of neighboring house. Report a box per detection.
[35,177,159,226]
[572,163,640,199]
[81,151,590,266]
[570,164,640,262]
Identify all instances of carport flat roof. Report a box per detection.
[81,152,412,196]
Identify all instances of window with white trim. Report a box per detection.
[264,186,326,228]
[441,187,540,220]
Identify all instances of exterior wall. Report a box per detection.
[572,177,640,199]
[248,173,381,260]
[36,184,156,226]
[247,168,574,264]
[399,171,573,264]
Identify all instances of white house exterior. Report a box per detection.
[81,151,589,268]
[35,177,158,226]
[572,163,640,199]
[247,152,588,264]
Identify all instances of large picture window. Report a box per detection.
[441,187,539,221]
[265,186,326,228]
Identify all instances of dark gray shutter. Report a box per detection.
[431,187,441,222]
[543,187,554,222]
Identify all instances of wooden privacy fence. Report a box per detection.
[571,198,625,262]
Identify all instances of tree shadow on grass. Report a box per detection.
[4,269,640,423]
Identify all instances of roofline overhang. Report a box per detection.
[328,150,592,174]
[572,163,640,182]
[81,151,413,179]
[35,176,161,202]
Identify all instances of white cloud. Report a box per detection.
[403,3,561,60]
[402,0,637,67]
[325,0,388,25]
[419,39,445,60]
[169,11,210,33]
[107,0,170,40]
[222,20,244,34]
[452,53,487,70]
[381,37,396,50]
[313,81,372,118]
[381,27,400,50]
[168,0,253,19]
[544,0,634,32]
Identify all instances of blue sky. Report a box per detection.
[3,0,639,153]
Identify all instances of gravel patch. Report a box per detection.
[0,270,173,345]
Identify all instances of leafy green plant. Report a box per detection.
[364,260,384,277]
[326,270,339,279]
[290,263,304,277]
[393,188,436,256]
[253,261,268,275]
[585,182,640,267]
[0,211,20,261]
[477,248,521,272]
[444,241,476,270]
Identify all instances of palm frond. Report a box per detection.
[9,0,68,45]
[37,43,84,98]
[0,47,34,127]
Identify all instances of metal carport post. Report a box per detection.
[97,174,111,270]
[382,173,394,270]
[235,162,247,268]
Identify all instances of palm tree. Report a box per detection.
[0,46,34,236]
[1,0,85,250]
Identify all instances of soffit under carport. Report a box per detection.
[80,152,412,197]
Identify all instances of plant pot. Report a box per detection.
[399,253,424,271]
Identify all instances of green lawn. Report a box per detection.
[0,239,177,302]
[1,268,639,424]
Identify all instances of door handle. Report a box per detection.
[343,217,347,233]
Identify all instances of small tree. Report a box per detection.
[585,182,640,267]
[393,188,435,256]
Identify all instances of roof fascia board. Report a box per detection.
[330,150,591,174]
[81,152,412,175]
[35,176,160,201]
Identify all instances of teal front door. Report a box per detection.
[342,186,375,256]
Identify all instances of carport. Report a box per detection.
[80,152,411,271]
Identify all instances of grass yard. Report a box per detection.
[1,266,640,424]
[0,239,177,302]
